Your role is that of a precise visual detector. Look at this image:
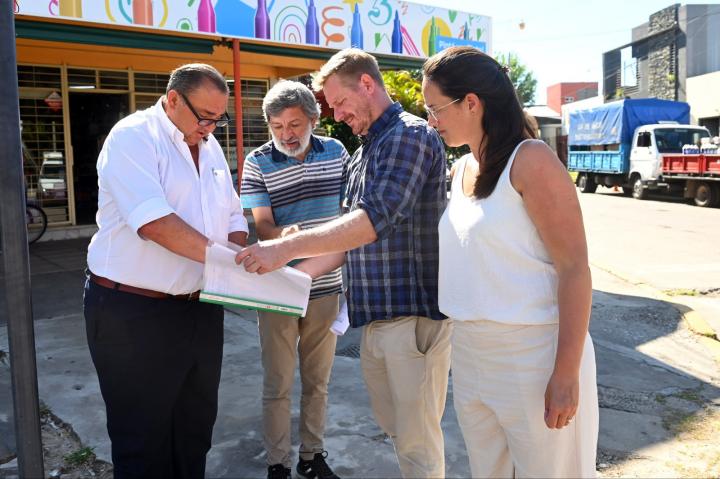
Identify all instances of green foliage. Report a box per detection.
[39,401,51,416]
[382,70,425,117]
[495,52,537,106]
[382,70,470,164]
[446,145,471,165]
[64,447,95,466]
[319,117,362,155]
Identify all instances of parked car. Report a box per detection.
[38,152,67,203]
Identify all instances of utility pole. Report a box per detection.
[0,1,45,477]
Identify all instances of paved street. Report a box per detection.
[579,188,720,336]
[579,189,720,292]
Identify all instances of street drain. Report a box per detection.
[335,344,361,358]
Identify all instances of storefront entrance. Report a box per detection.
[69,93,128,225]
[18,64,269,229]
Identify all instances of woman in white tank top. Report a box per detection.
[421,47,598,478]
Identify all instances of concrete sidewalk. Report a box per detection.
[0,309,470,478]
[591,260,720,361]
[2,239,720,477]
[0,238,469,477]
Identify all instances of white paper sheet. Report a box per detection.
[200,243,312,316]
[330,300,350,336]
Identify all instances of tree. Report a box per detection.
[382,70,424,117]
[382,69,469,162]
[319,116,362,155]
[495,52,537,106]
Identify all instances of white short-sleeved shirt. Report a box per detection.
[87,98,248,294]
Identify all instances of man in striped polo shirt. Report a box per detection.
[241,80,349,479]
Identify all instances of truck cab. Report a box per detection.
[630,124,710,185]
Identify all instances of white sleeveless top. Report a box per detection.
[438,140,559,324]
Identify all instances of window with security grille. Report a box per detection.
[134,72,170,111]
[67,68,129,91]
[18,65,70,224]
[215,79,270,178]
[133,74,269,175]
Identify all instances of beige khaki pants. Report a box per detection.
[361,316,452,478]
[258,293,340,467]
[451,320,599,478]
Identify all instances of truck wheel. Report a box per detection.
[622,186,633,196]
[694,182,718,207]
[577,173,597,193]
[632,176,646,200]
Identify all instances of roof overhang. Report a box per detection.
[15,15,425,76]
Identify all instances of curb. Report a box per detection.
[590,262,720,362]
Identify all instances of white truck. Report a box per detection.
[567,99,715,206]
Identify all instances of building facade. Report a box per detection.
[602,3,720,134]
[14,1,491,233]
[546,82,598,115]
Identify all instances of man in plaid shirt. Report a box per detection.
[237,49,450,478]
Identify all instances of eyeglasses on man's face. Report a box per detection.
[179,92,230,128]
[424,98,461,122]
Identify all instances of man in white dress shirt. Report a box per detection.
[84,63,248,479]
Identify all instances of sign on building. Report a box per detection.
[16,0,491,57]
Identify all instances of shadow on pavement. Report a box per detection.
[590,281,720,475]
[1,239,719,477]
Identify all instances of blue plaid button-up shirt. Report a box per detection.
[345,102,448,327]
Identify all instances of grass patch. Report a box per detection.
[38,401,51,416]
[655,394,667,404]
[64,447,95,466]
[664,288,699,297]
[673,389,703,405]
[663,406,720,439]
[663,411,698,435]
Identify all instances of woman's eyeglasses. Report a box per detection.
[424,98,461,121]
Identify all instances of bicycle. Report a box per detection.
[26,202,47,244]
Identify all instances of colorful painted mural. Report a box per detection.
[17,0,491,57]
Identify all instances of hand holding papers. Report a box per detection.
[235,239,294,274]
[200,243,312,316]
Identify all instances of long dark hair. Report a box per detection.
[423,46,536,199]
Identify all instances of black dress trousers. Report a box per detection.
[84,279,224,479]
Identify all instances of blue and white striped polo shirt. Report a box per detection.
[241,135,349,299]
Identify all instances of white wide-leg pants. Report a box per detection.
[451,320,599,478]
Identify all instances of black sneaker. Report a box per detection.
[267,463,291,479]
[296,451,340,479]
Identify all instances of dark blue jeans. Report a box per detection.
[84,279,224,479]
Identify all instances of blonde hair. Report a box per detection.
[312,48,384,92]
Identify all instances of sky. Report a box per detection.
[422,0,720,104]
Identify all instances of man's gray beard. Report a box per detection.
[272,129,312,158]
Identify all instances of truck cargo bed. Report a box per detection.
[568,150,627,174]
[662,154,720,177]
